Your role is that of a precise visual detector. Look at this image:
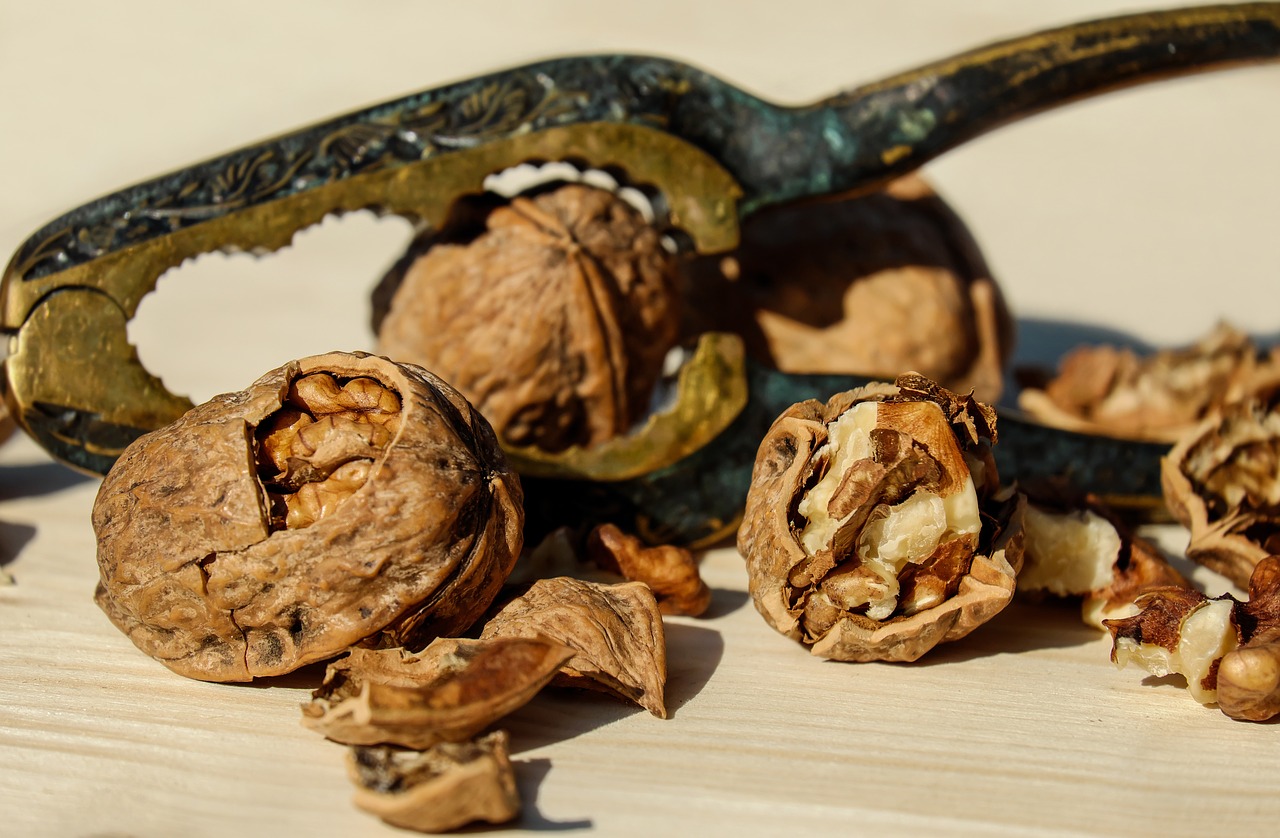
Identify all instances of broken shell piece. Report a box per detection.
[91,352,523,682]
[586,523,712,616]
[481,577,668,717]
[1163,394,1280,589]
[348,731,519,833]
[679,175,1013,403]
[737,373,1024,662]
[1016,487,1190,629]
[1018,322,1280,443]
[301,638,574,749]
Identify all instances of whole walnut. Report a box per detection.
[680,175,1012,403]
[375,183,680,452]
[92,351,523,682]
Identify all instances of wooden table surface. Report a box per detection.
[3,2,1279,836]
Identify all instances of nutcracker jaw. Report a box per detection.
[0,118,744,474]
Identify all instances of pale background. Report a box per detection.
[2,2,1278,836]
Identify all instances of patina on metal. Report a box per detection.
[2,4,1279,540]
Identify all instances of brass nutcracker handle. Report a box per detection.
[2,3,1278,525]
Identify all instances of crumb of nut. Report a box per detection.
[481,577,668,718]
[1016,485,1190,630]
[586,523,712,617]
[347,731,519,833]
[91,352,523,682]
[737,373,1024,662]
[1018,322,1280,443]
[1162,393,1280,589]
[678,174,1013,403]
[301,638,574,749]
[376,183,680,452]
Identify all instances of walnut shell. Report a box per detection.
[375,183,680,452]
[1162,394,1280,589]
[680,175,1012,403]
[1019,323,1280,443]
[92,351,523,682]
[737,374,1024,662]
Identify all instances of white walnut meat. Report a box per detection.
[1018,322,1280,443]
[737,373,1025,662]
[1017,486,1190,630]
[376,183,680,452]
[301,638,575,749]
[92,352,523,682]
[679,175,1013,403]
[480,577,668,717]
[1162,393,1280,589]
[348,731,519,833]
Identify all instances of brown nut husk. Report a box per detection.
[1162,393,1280,589]
[302,638,574,748]
[375,183,680,452]
[680,175,1012,403]
[1018,322,1280,443]
[1016,484,1190,629]
[92,352,523,682]
[480,577,667,717]
[348,731,519,833]
[737,373,1024,662]
[586,523,712,617]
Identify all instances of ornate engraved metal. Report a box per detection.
[2,4,1278,540]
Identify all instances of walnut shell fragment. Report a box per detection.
[348,731,519,833]
[302,638,575,749]
[680,175,1012,403]
[1163,393,1280,589]
[92,352,523,682]
[737,373,1024,662]
[1103,557,1280,720]
[376,183,680,452]
[1017,486,1190,629]
[1018,322,1280,442]
[586,523,712,617]
[481,577,668,718]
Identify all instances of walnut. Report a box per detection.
[1018,323,1280,442]
[1016,485,1190,629]
[680,175,1012,403]
[92,352,523,682]
[480,577,667,717]
[1162,393,1280,589]
[1104,556,1280,720]
[1218,556,1280,721]
[375,183,680,452]
[737,373,1025,661]
[586,523,712,617]
[348,731,519,833]
[301,638,574,748]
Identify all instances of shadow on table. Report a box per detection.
[701,586,750,619]
[0,520,36,567]
[910,598,1101,667]
[508,757,593,832]
[0,460,96,500]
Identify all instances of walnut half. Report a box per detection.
[92,352,523,682]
